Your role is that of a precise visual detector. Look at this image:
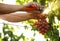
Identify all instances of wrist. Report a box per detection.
[32,13,42,19]
[31,13,38,19]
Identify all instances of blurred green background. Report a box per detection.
[0,0,60,41]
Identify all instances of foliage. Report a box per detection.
[0,0,60,41]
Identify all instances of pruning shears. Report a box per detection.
[24,4,44,12]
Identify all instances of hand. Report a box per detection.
[23,2,44,12]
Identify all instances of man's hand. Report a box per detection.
[23,2,44,13]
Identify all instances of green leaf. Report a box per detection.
[0,33,1,38]
[31,25,38,31]
[48,11,55,24]
[7,31,13,37]
[16,0,24,5]
[24,26,28,30]
[40,0,46,5]
[20,33,25,39]
[31,38,34,41]
[2,37,8,41]
[33,0,37,2]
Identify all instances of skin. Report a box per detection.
[0,2,44,22]
[0,12,36,22]
[0,3,24,14]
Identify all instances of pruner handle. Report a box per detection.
[24,4,36,11]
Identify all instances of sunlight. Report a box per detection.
[43,8,50,14]
[43,2,52,14]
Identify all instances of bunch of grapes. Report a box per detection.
[33,14,50,35]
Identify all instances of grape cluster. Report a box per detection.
[33,14,50,35]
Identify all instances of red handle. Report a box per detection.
[24,7,35,11]
[24,4,36,11]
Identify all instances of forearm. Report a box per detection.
[0,12,35,22]
[0,3,24,14]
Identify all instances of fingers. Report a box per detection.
[24,2,44,12]
[30,2,44,11]
[31,2,38,8]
